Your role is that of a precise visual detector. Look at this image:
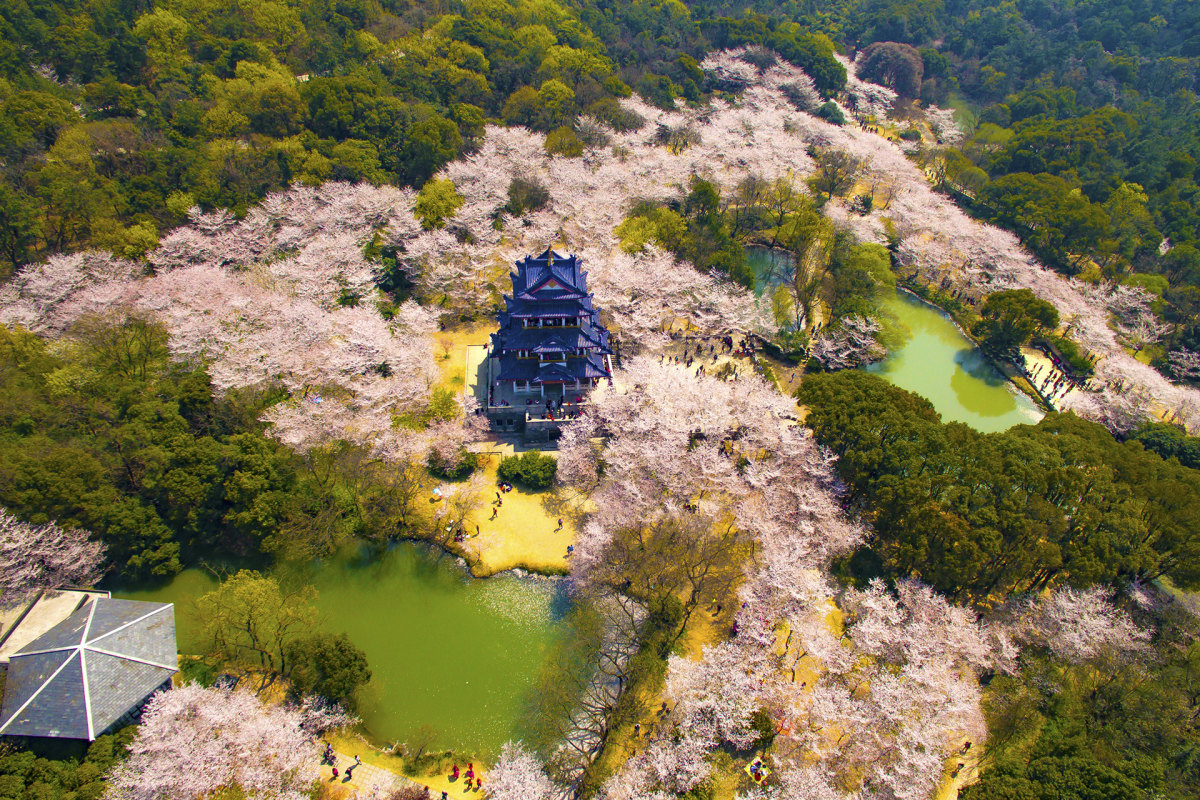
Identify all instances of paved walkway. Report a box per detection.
[318,750,486,800]
[319,750,406,797]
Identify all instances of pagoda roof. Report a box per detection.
[496,353,612,382]
[535,363,579,384]
[532,335,574,353]
[493,327,610,352]
[579,357,612,379]
[510,249,589,300]
[505,299,591,318]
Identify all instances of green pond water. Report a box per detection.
[114,543,566,758]
[865,289,1043,432]
[746,246,792,298]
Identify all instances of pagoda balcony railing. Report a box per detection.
[525,409,585,425]
[488,397,589,413]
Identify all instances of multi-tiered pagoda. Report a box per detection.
[487,248,613,440]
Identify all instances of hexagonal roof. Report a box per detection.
[0,599,176,739]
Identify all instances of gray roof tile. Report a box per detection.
[84,651,172,733]
[0,651,89,739]
[87,606,176,667]
[0,599,176,739]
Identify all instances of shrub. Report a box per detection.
[1047,334,1095,376]
[505,177,550,216]
[497,450,557,489]
[816,100,846,126]
[427,448,478,480]
[544,126,583,157]
[179,658,218,686]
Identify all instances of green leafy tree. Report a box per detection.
[498,451,558,489]
[973,288,1060,356]
[982,173,1113,273]
[193,570,319,691]
[858,42,924,98]
[544,126,583,157]
[505,177,551,215]
[0,184,39,273]
[414,178,464,230]
[284,632,372,705]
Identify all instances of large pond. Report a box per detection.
[866,289,1043,432]
[114,543,567,758]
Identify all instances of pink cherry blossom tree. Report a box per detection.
[602,578,994,800]
[559,358,864,597]
[0,508,106,608]
[1169,349,1200,382]
[485,741,557,800]
[1012,586,1151,663]
[104,684,354,800]
[810,315,886,370]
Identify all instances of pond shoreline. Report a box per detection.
[892,283,1052,415]
[400,531,570,580]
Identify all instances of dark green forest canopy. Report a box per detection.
[5,0,1200,365]
[0,0,846,274]
[798,371,1200,605]
[0,319,294,577]
[0,318,422,581]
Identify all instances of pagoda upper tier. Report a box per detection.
[491,248,613,389]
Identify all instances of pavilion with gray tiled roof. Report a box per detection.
[0,598,176,740]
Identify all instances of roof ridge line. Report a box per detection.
[10,645,83,657]
[80,648,94,739]
[0,649,80,735]
[86,603,173,647]
[81,600,99,739]
[84,644,177,671]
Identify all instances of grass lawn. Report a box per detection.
[422,320,582,576]
[459,454,582,576]
[432,321,494,390]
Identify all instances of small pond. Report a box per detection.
[747,245,1041,432]
[865,289,1043,433]
[114,542,568,758]
[746,246,794,297]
